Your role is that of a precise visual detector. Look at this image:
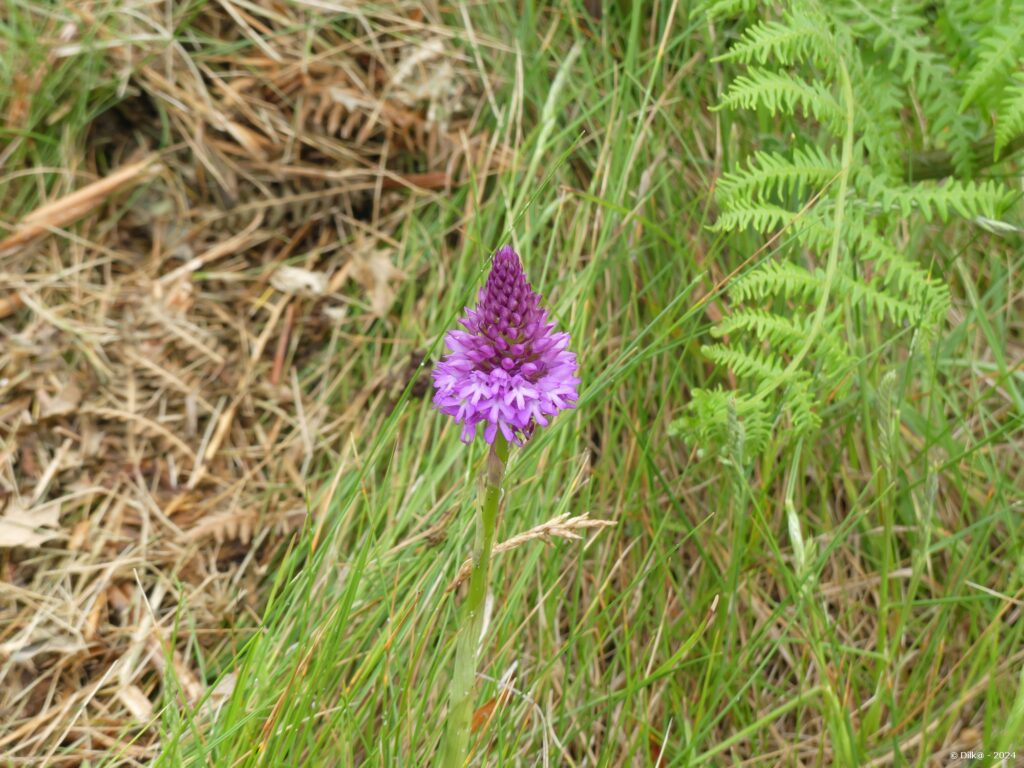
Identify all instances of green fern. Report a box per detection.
[728,259,822,304]
[833,273,926,327]
[995,72,1024,157]
[729,255,933,329]
[715,69,846,134]
[786,376,822,435]
[852,67,905,178]
[861,177,1012,221]
[837,1,941,90]
[920,64,982,177]
[712,202,798,234]
[960,21,1024,110]
[713,308,850,359]
[835,0,990,177]
[702,344,791,382]
[670,388,773,459]
[716,145,840,206]
[713,12,830,67]
[790,213,951,325]
[844,217,951,323]
[679,0,1021,462]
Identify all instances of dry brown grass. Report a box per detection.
[0,3,505,761]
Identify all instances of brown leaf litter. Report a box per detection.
[0,3,507,762]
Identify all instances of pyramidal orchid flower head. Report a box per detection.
[432,246,580,444]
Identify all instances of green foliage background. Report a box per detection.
[157,1,1023,765]
[3,0,1020,765]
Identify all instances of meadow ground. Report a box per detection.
[0,2,1022,766]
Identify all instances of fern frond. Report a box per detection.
[840,1,980,176]
[729,260,822,304]
[853,67,905,178]
[995,72,1024,158]
[712,201,800,233]
[923,89,981,177]
[684,349,825,456]
[864,177,1011,221]
[702,344,789,381]
[960,23,1024,110]
[904,48,980,176]
[729,254,927,327]
[846,221,951,323]
[836,2,941,90]
[716,69,846,134]
[940,0,1011,43]
[874,261,950,326]
[710,307,808,345]
[736,212,949,328]
[686,0,1008,460]
[716,145,840,207]
[674,388,772,458]
[711,308,853,373]
[834,273,920,326]
[714,13,831,67]
[778,375,822,435]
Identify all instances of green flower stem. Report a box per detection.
[441,434,508,767]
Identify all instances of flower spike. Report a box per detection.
[432,246,579,444]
